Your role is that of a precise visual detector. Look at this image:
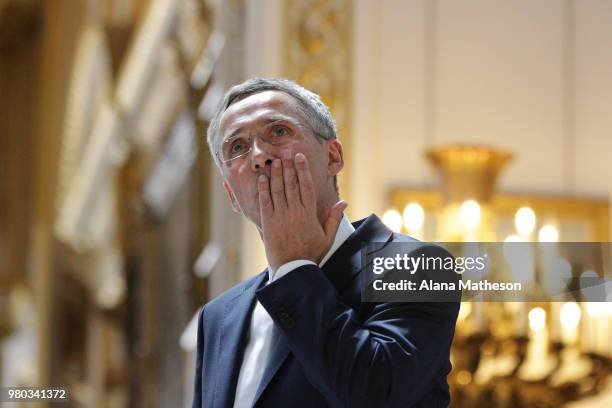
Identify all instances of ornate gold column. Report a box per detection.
[284,0,353,203]
[34,0,89,393]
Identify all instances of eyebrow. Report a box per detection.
[222,116,299,143]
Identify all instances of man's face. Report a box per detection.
[217,90,343,229]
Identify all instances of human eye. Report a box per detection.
[224,136,250,159]
[270,126,290,139]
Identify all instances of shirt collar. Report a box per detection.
[319,214,355,267]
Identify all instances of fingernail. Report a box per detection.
[295,153,306,162]
[259,175,267,183]
[282,150,292,160]
[273,159,281,168]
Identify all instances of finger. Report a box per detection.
[295,153,315,210]
[282,151,300,207]
[258,174,273,218]
[323,200,348,239]
[270,158,287,210]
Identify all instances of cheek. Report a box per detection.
[227,169,257,198]
[227,162,251,182]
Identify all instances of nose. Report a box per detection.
[250,138,274,172]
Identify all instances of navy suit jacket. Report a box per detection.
[192,214,459,407]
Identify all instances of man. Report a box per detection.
[192,78,459,407]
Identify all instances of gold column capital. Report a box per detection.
[427,145,513,203]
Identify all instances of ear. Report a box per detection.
[223,180,242,214]
[327,139,344,177]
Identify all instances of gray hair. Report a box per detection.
[207,78,337,171]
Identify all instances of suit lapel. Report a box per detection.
[251,326,290,405]
[214,271,267,408]
[321,214,394,291]
[249,214,393,405]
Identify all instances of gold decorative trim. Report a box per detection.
[283,0,353,199]
[427,145,514,203]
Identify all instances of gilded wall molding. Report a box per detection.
[284,0,352,199]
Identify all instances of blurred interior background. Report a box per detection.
[0,0,611,407]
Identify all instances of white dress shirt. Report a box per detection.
[232,215,355,408]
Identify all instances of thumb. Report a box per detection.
[323,200,348,239]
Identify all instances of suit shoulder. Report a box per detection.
[391,232,420,243]
[390,233,453,257]
[200,272,266,315]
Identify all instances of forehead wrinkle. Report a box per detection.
[222,90,307,126]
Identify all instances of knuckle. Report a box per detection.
[259,196,271,206]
